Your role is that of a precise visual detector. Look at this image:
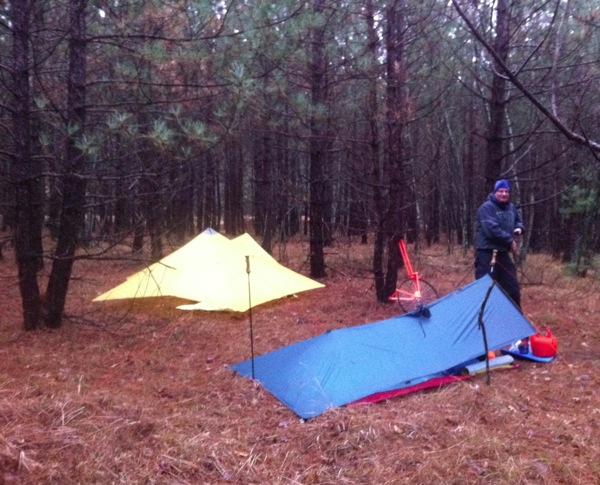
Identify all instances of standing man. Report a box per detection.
[474,179,525,309]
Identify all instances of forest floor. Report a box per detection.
[0,235,599,484]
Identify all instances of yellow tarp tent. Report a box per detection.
[93,228,324,312]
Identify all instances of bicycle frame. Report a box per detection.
[389,240,422,300]
[398,239,422,297]
[389,239,438,312]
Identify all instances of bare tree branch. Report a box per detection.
[451,0,600,154]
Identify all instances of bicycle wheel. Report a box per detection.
[393,278,439,313]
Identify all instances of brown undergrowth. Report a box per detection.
[0,237,599,484]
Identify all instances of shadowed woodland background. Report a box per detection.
[0,0,599,331]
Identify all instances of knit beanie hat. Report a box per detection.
[494,179,510,192]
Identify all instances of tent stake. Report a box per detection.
[246,256,255,379]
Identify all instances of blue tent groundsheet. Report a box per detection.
[229,275,537,419]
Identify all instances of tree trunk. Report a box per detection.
[382,0,408,300]
[485,0,510,189]
[142,169,163,262]
[253,132,275,251]
[203,152,219,231]
[43,0,87,328]
[365,0,387,300]
[308,0,328,278]
[12,0,43,330]
[223,141,244,236]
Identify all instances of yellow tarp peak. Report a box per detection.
[93,228,324,312]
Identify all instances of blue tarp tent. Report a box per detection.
[229,275,537,419]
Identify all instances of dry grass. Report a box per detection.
[1,237,599,484]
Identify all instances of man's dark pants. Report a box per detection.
[474,249,521,309]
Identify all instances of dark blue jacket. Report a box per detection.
[475,193,524,252]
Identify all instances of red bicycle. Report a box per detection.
[389,239,439,313]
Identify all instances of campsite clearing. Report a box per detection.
[1,238,599,484]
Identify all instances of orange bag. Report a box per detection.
[530,327,558,357]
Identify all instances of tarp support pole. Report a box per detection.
[478,279,496,385]
[246,255,255,379]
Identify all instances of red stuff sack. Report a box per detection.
[530,327,558,357]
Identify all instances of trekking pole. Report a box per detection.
[513,229,522,267]
[246,255,255,379]
[490,249,498,274]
